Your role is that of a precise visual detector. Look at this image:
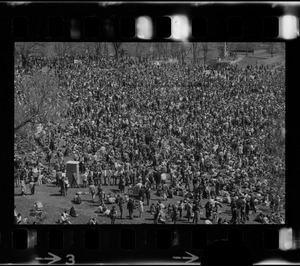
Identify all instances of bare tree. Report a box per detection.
[88,42,104,62]
[268,42,275,58]
[14,71,68,133]
[95,42,101,60]
[178,43,191,64]
[201,43,210,65]
[134,43,146,61]
[113,42,122,61]
[192,43,199,64]
[15,42,45,68]
[169,43,179,60]
[153,43,168,60]
[54,43,69,57]
[245,42,250,57]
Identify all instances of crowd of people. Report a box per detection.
[14,49,285,224]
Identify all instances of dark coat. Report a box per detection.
[127,200,135,210]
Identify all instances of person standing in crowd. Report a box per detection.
[172,205,179,224]
[236,196,246,224]
[71,170,79,188]
[153,203,160,224]
[178,200,184,220]
[102,165,109,186]
[61,175,69,196]
[193,201,201,224]
[119,176,125,193]
[112,168,118,186]
[82,171,87,188]
[138,197,144,218]
[89,175,96,202]
[205,200,213,220]
[19,170,27,196]
[60,174,65,196]
[118,195,125,219]
[139,185,146,203]
[57,169,62,187]
[245,199,250,221]
[110,206,117,224]
[231,199,238,224]
[185,200,193,222]
[20,178,27,196]
[97,183,103,204]
[127,198,135,220]
[29,173,36,195]
[145,178,151,206]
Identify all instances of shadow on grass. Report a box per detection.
[81,199,92,202]
[47,184,57,187]
[110,188,120,194]
[50,193,63,196]
[89,204,99,207]
[144,218,154,221]
[224,209,232,215]
[14,193,25,197]
[15,193,34,197]
[180,220,194,224]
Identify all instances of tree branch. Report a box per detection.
[14,117,33,132]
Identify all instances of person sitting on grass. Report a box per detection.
[88,215,100,225]
[73,194,82,204]
[95,202,108,214]
[59,212,71,224]
[150,203,155,215]
[204,219,213,224]
[103,208,111,217]
[70,205,78,217]
[14,213,22,224]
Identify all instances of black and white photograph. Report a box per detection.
[14,42,285,225]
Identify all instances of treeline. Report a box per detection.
[15,42,285,69]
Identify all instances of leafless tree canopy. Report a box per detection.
[14,71,68,133]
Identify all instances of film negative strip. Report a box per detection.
[1,1,300,265]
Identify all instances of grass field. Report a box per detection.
[14,180,283,225]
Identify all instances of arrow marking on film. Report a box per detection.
[36,252,61,264]
[173,251,199,263]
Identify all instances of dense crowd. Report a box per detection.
[14,51,285,224]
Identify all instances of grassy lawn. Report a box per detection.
[14,181,282,225]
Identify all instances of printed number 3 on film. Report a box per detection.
[66,254,75,265]
[35,253,75,265]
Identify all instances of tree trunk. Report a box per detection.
[192,43,197,64]
[113,42,122,61]
[21,54,27,68]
